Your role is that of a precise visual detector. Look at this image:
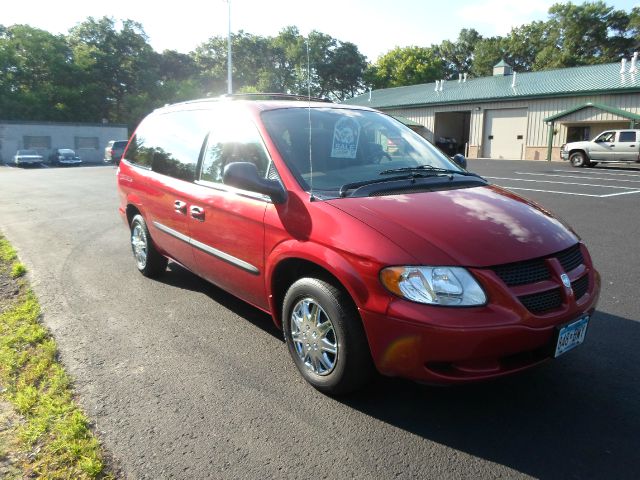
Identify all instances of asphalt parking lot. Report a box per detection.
[0,159,638,479]
[476,160,640,198]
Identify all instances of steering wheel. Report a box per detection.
[369,143,393,164]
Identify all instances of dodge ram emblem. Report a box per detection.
[560,273,572,290]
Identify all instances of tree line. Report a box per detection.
[1,2,639,129]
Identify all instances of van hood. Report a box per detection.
[326,185,578,267]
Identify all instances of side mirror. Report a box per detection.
[223,162,287,204]
[451,154,467,169]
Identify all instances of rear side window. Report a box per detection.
[126,109,211,180]
[618,131,637,142]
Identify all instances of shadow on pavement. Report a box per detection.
[149,261,639,479]
[159,261,282,341]
[341,310,639,479]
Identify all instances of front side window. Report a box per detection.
[200,116,270,184]
[261,107,458,194]
[618,131,637,142]
[594,131,615,143]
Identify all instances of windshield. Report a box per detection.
[261,108,460,193]
[18,150,38,155]
[59,149,75,155]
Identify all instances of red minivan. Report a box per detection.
[117,96,600,394]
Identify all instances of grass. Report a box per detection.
[0,235,112,479]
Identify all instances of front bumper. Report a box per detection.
[360,266,600,384]
[15,158,42,165]
[59,159,82,165]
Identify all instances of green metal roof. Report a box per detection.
[494,59,510,68]
[344,63,640,109]
[543,101,640,122]
[389,114,423,127]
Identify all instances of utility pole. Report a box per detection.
[227,0,232,94]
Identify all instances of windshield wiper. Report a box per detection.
[339,173,429,197]
[379,165,484,179]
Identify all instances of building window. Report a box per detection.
[23,135,51,149]
[566,126,590,143]
[75,136,99,150]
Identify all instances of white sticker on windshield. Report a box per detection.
[331,117,360,159]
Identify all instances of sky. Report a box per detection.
[4,0,640,61]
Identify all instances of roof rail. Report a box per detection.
[218,93,333,103]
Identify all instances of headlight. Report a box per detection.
[380,266,486,306]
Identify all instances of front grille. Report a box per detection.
[572,274,589,300]
[557,244,584,272]
[518,288,563,314]
[489,243,588,315]
[492,258,550,286]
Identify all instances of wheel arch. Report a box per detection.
[125,203,142,226]
[569,149,589,158]
[267,246,372,330]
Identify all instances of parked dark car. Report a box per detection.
[49,148,82,166]
[104,140,128,165]
[117,95,600,394]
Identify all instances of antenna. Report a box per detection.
[307,36,315,201]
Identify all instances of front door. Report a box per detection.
[185,114,271,310]
[589,131,616,161]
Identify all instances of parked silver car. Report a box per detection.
[561,129,640,167]
[13,149,44,166]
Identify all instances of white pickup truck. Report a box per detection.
[561,129,640,167]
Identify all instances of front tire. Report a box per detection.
[569,151,588,167]
[130,214,167,278]
[282,277,374,395]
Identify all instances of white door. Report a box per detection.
[483,108,528,159]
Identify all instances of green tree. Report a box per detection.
[365,46,446,89]
[67,17,159,125]
[471,37,506,77]
[535,2,632,69]
[439,28,482,77]
[0,25,81,121]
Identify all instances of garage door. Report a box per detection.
[482,108,528,159]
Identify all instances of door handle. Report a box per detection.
[609,144,615,147]
[190,206,205,221]
[630,145,636,147]
[174,200,187,214]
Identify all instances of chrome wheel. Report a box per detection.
[131,223,148,269]
[290,298,338,376]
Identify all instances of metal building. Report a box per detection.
[0,120,128,164]
[345,59,640,161]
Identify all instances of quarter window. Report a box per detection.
[127,109,211,179]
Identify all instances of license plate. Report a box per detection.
[554,316,589,358]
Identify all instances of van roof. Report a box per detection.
[154,94,374,114]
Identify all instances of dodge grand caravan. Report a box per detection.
[117,95,600,394]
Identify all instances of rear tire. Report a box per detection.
[130,214,167,278]
[569,152,588,167]
[282,277,374,395]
